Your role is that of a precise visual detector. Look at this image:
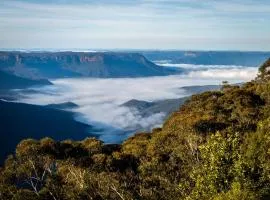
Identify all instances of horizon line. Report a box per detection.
[1,48,270,53]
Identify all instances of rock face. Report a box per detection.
[0,51,176,79]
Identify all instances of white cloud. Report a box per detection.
[17,65,257,142]
[187,68,258,80]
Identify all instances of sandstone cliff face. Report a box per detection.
[0,52,175,79]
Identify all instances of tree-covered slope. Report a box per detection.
[1,58,270,199]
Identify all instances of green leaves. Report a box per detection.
[186,132,241,199]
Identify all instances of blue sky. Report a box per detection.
[0,0,270,50]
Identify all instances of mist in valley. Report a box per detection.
[17,64,257,143]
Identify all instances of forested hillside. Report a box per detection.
[1,58,270,200]
[0,100,94,165]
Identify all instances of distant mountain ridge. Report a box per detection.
[0,51,177,79]
[0,70,52,90]
[122,98,188,119]
[139,51,270,66]
[44,102,79,110]
[121,85,222,122]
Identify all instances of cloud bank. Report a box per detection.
[158,63,258,80]
[18,64,257,142]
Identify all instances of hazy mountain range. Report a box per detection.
[1,51,268,83]
[0,51,177,79]
[0,70,51,90]
[139,51,270,66]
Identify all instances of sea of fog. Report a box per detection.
[17,64,258,143]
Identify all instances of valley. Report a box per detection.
[0,51,268,163]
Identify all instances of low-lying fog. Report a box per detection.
[17,64,258,143]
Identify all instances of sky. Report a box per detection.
[0,0,270,51]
